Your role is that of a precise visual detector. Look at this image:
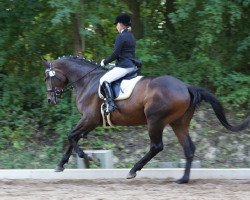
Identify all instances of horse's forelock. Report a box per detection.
[41,58,50,69]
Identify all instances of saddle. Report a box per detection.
[99,69,143,127]
[99,69,143,101]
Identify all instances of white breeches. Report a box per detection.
[99,67,135,85]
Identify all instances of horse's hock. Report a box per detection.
[76,150,114,169]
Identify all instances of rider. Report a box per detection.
[100,13,137,113]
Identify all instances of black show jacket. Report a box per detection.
[104,29,136,68]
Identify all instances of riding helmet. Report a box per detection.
[114,13,131,26]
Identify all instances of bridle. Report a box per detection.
[45,62,101,101]
[45,63,65,102]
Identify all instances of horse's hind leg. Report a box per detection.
[127,123,164,179]
[170,117,196,184]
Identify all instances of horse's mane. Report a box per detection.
[57,55,107,71]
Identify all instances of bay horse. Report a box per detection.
[42,56,249,184]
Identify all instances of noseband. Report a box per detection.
[45,62,101,100]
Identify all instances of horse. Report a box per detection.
[42,56,250,184]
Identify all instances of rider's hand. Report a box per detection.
[100,59,105,67]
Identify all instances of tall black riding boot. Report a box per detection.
[101,81,117,113]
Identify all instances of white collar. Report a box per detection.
[120,28,127,33]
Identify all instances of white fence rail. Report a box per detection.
[0,169,249,180]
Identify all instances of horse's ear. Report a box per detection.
[40,56,49,69]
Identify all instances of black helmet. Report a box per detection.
[114,13,131,26]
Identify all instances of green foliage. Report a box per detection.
[215,72,250,107]
[48,0,81,25]
[0,74,79,168]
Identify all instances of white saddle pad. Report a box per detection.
[99,76,143,101]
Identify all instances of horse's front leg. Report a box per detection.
[55,115,98,172]
[55,135,80,172]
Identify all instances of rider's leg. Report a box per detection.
[101,81,117,112]
[100,67,134,112]
[99,67,135,85]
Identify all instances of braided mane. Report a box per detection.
[57,55,107,70]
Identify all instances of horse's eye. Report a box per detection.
[55,90,61,95]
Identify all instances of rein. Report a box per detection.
[46,62,102,98]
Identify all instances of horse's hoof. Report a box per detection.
[175,178,189,184]
[126,172,137,179]
[87,155,94,161]
[54,166,64,172]
[78,151,85,158]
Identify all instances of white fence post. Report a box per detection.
[76,150,113,169]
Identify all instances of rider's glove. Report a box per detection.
[100,59,105,67]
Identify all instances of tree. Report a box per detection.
[124,0,144,39]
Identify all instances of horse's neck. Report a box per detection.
[76,71,103,92]
[62,62,101,84]
[64,63,104,96]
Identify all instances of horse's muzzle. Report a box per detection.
[47,97,60,105]
[48,98,55,104]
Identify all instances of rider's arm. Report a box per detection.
[103,34,124,65]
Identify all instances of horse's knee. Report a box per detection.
[67,132,81,148]
[67,132,78,141]
[150,142,163,153]
[67,132,73,141]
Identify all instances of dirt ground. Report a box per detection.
[0,179,249,200]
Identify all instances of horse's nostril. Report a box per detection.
[48,99,51,103]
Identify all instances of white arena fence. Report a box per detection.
[0,169,249,180]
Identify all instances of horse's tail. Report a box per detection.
[187,85,250,132]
